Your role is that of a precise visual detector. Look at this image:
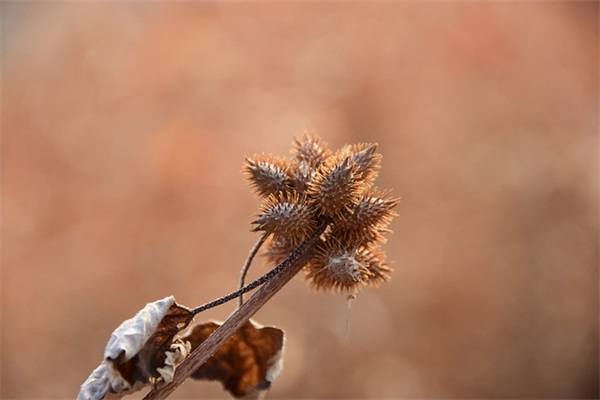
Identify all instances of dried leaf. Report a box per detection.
[185,320,285,399]
[78,296,195,400]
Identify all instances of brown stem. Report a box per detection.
[143,220,327,400]
[237,233,269,308]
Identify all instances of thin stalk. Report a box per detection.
[237,233,268,308]
[190,233,286,315]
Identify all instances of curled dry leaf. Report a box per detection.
[184,320,285,399]
[78,296,195,400]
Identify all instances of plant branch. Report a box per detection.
[143,220,327,400]
[190,231,299,315]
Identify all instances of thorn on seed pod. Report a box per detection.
[252,192,316,244]
[307,155,363,218]
[243,154,292,198]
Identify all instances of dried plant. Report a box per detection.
[78,133,399,400]
[245,133,399,293]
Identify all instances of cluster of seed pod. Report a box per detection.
[244,134,399,293]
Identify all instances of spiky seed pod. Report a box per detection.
[304,240,372,293]
[292,133,332,168]
[356,245,393,287]
[340,143,382,189]
[305,241,392,292]
[243,154,291,198]
[244,133,398,294]
[252,192,316,243]
[288,160,315,194]
[331,190,400,246]
[307,154,363,217]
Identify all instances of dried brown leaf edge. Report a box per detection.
[78,297,284,400]
[185,320,284,399]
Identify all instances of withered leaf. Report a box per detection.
[78,296,195,400]
[184,320,285,399]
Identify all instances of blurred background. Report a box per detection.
[1,2,598,399]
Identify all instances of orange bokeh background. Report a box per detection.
[2,2,598,399]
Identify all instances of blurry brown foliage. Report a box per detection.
[1,2,597,399]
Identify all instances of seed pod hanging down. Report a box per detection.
[307,154,363,217]
[331,190,400,246]
[292,133,332,169]
[304,241,392,293]
[304,241,373,293]
[244,154,291,198]
[354,245,393,287]
[252,192,316,243]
